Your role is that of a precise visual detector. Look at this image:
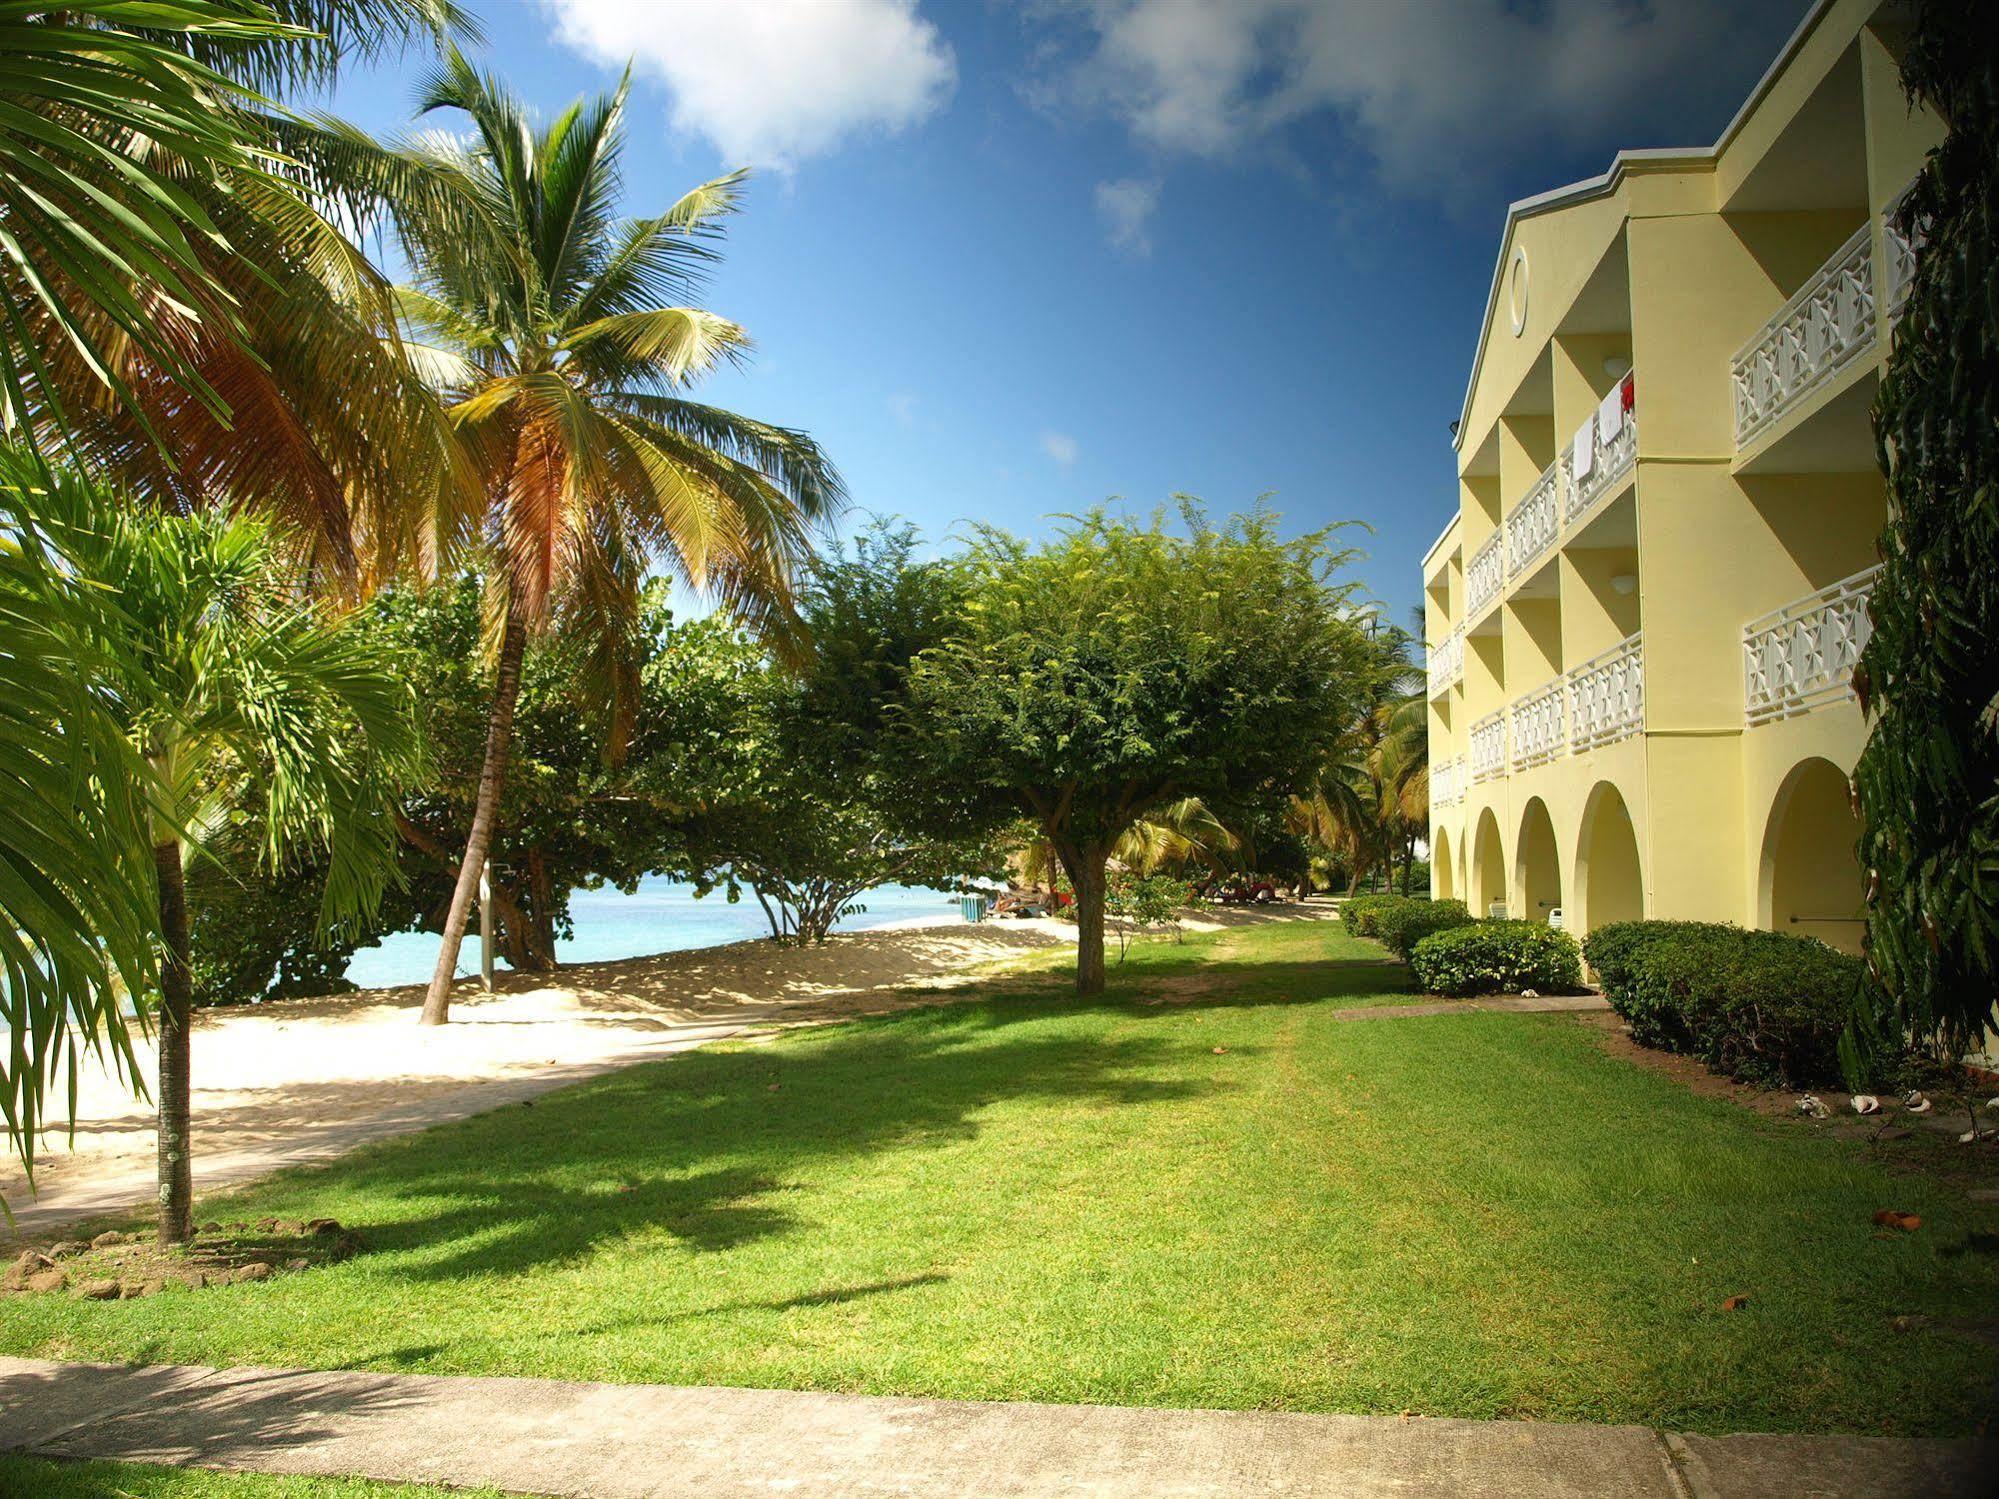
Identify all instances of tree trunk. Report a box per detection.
[1060,841,1110,996]
[422,601,529,1024]
[154,841,194,1246]
[521,848,558,971]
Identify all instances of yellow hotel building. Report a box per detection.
[1422,0,1940,958]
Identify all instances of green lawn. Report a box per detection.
[0,1454,512,1497]
[2,917,1993,1437]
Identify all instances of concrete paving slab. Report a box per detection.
[1664,1430,1996,1499]
[3,1357,1990,1499]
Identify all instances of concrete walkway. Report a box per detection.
[0,1357,1988,1498]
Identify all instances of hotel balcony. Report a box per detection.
[1468,375,1638,631]
[1509,680,1565,772]
[1568,631,1645,751]
[1731,184,1921,458]
[1559,378,1636,529]
[1469,711,1507,785]
[1452,631,1646,797]
[1743,566,1879,726]
[1427,625,1464,698]
[1431,755,1464,809]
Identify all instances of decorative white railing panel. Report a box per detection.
[1883,180,1922,321]
[1731,224,1876,449]
[1743,566,1879,726]
[1467,529,1504,619]
[1427,625,1463,698]
[1568,631,1645,751]
[1470,711,1507,784]
[1510,680,1566,771]
[1562,374,1637,526]
[1505,460,1561,579]
[1431,755,1463,809]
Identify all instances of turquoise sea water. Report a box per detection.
[342,877,964,991]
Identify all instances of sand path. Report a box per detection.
[1,915,1077,1242]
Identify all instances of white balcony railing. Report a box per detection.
[1510,680,1566,771]
[1562,373,1637,526]
[1731,223,1876,450]
[1568,631,1645,751]
[1743,566,1879,726]
[1427,625,1464,698]
[1883,180,1922,321]
[1505,459,1561,579]
[1467,529,1505,619]
[1431,755,1463,808]
[1470,711,1507,784]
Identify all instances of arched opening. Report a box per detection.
[1576,783,1644,935]
[1433,827,1456,899]
[1760,757,1865,954]
[1515,798,1562,925]
[1471,809,1506,918]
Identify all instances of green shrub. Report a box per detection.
[1376,898,1474,960]
[1340,893,1409,937]
[1596,923,1865,1087]
[1409,921,1583,998]
[1581,920,1735,1048]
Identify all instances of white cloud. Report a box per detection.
[1095,177,1161,255]
[1035,1,1801,197]
[1041,431,1080,467]
[888,392,919,425]
[542,0,956,167]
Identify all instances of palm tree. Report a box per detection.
[1292,625,1426,893]
[60,483,420,1244]
[2,0,475,584]
[381,53,844,1023]
[0,449,161,1192]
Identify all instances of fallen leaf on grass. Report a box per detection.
[1872,1210,1921,1231]
[1721,1294,1749,1311]
[1211,1046,1230,1055]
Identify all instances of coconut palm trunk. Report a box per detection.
[422,601,528,1024]
[154,838,195,1246]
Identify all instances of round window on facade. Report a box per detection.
[1508,246,1529,336]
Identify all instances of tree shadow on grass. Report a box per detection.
[315,1017,1220,1282]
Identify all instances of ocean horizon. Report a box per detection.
[342,877,966,991]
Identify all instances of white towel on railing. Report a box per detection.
[1572,414,1595,480]
[1597,383,1625,441]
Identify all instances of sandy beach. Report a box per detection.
[1,914,1078,1241]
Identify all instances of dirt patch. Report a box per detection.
[2,1219,362,1301]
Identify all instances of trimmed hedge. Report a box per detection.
[1409,920,1582,998]
[1340,893,1407,937]
[1581,920,1866,1087]
[1376,898,1474,960]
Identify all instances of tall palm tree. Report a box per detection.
[2,0,475,584]
[60,482,420,1244]
[382,53,844,1023]
[1292,624,1426,893]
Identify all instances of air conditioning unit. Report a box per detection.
[1548,907,1565,929]
[1488,902,1508,920]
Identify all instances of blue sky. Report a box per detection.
[326,0,1810,622]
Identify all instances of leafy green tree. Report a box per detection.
[1291,625,1426,894]
[1106,873,1193,961]
[688,527,1011,943]
[379,54,844,1022]
[902,505,1373,994]
[60,485,420,1244]
[1853,0,1999,1071]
